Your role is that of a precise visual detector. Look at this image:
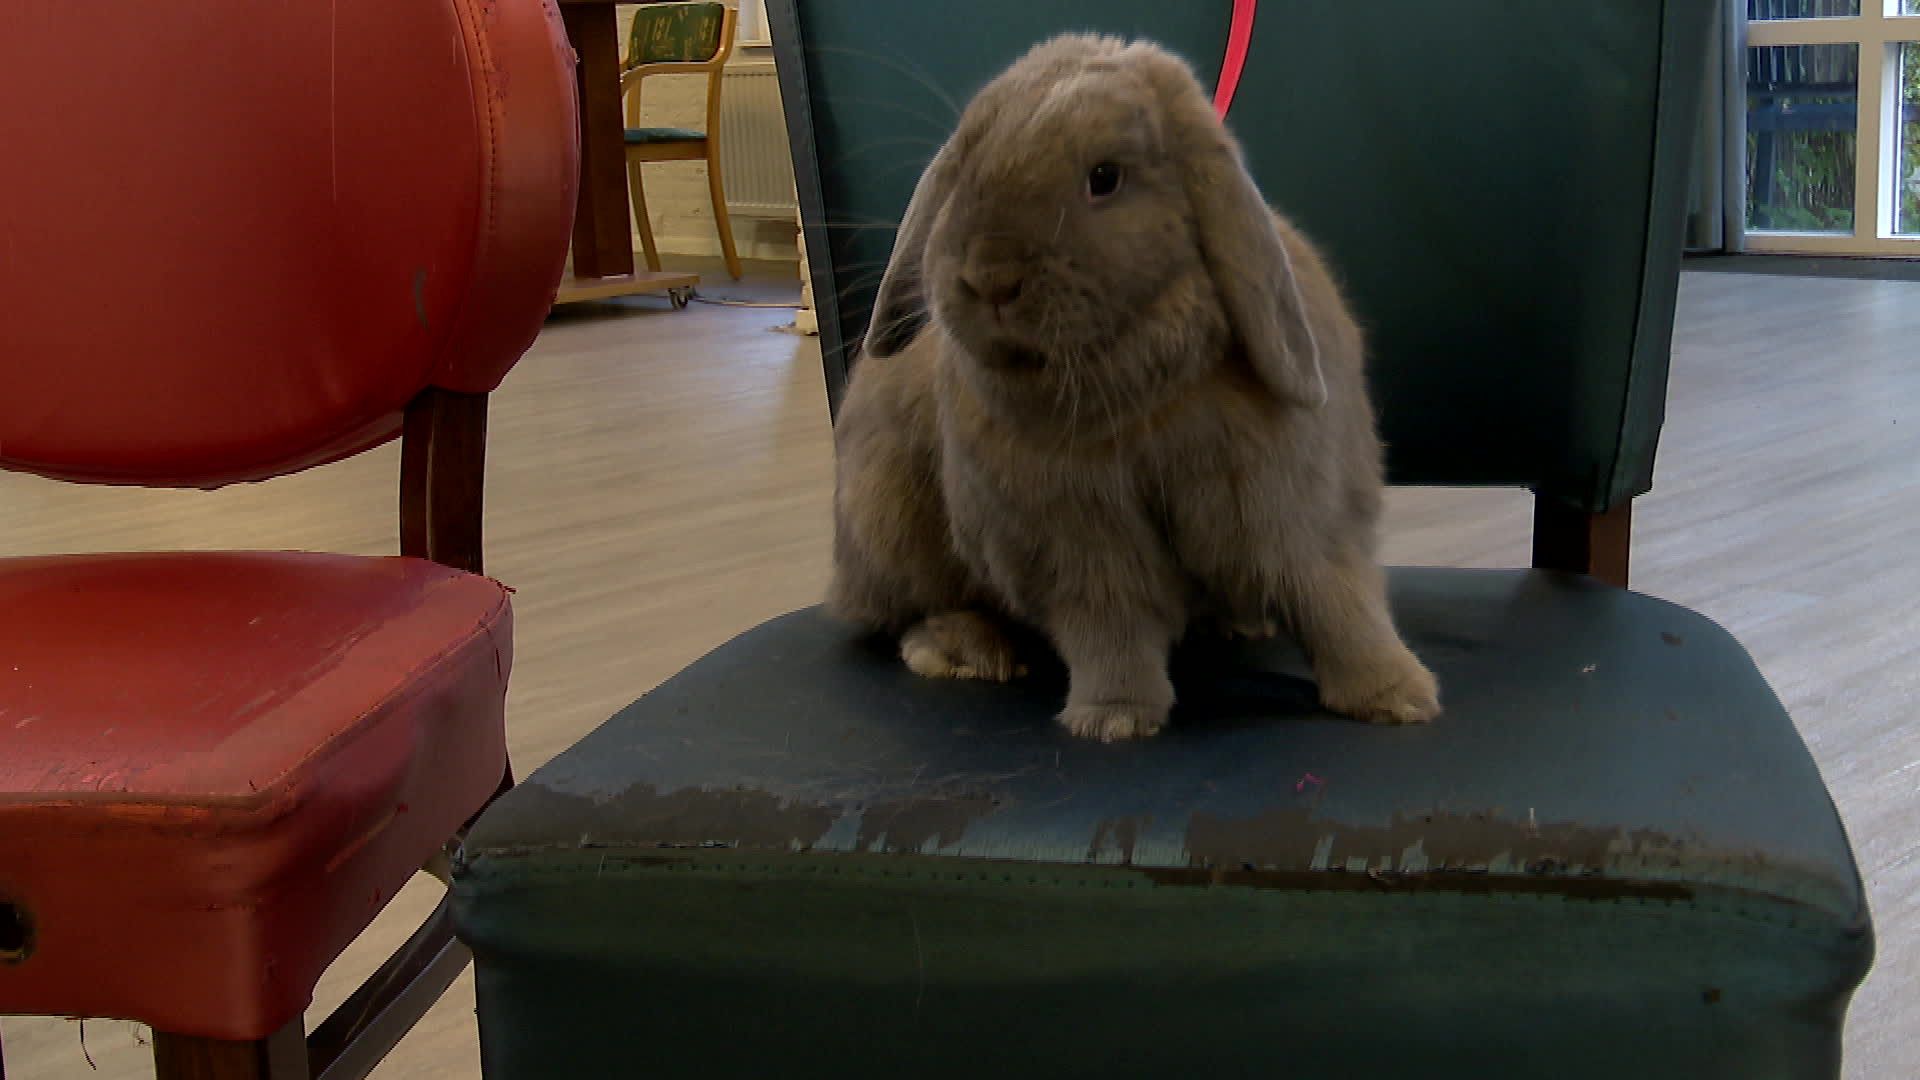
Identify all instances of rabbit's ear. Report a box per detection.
[1178,113,1328,408]
[862,140,958,360]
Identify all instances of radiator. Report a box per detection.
[717,62,798,216]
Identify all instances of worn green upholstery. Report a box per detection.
[455,571,1871,1077]
[623,1,725,68]
[452,2,1874,1076]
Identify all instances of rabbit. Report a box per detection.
[826,32,1440,741]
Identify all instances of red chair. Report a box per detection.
[0,1,578,1076]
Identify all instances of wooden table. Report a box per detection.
[554,0,701,305]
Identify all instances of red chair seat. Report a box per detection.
[0,551,512,1040]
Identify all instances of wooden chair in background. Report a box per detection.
[622,2,743,281]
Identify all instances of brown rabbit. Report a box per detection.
[826,33,1440,740]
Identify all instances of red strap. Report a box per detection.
[1213,0,1256,119]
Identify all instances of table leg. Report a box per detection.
[560,3,635,280]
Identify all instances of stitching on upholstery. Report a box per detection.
[431,0,505,387]
[475,2,502,281]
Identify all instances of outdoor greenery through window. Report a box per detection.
[1898,0,1919,234]
[1746,43,1858,231]
[1744,0,1920,248]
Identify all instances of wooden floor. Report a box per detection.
[3,269,1917,1077]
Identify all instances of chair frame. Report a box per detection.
[620,3,743,280]
[1532,499,1631,589]
[0,387,510,1080]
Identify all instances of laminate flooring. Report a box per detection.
[4,268,1916,1077]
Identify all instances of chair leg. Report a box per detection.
[304,894,471,1080]
[1531,495,1632,588]
[706,149,743,280]
[399,388,489,576]
[153,1018,306,1080]
[625,158,663,273]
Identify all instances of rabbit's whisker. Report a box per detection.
[805,45,963,121]
[809,92,955,140]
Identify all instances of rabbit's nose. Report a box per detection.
[961,268,1025,308]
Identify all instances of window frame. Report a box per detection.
[1745,1,1920,252]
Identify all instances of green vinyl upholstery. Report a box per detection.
[451,2,1874,1077]
[623,126,706,145]
[784,0,1707,512]
[455,571,1871,1078]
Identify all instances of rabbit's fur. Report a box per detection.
[828,33,1439,740]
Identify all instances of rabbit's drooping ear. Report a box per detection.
[862,140,958,360]
[1188,134,1328,408]
[1158,70,1328,408]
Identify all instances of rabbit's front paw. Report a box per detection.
[901,611,1026,682]
[1199,602,1278,641]
[1058,702,1169,741]
[1222,615,1278,640]
[1318,649,1440,725]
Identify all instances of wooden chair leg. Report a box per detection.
[400,388,489,576]
[624,157,663,273]
[304,894,472,1080]
[1532,495,1632,588]
[153,1019,306,1080]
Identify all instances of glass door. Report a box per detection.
[1744,0,1920,253]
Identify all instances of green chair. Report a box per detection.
[451,2,1874,1076]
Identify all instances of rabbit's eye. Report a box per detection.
[1086,162,1124,201]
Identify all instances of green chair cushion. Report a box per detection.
[453,568,1872,1079]
[623,1,726,67]
[624,126,707,145]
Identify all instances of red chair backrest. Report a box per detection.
[0,0,579,489]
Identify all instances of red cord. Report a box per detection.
[1214,0,1256,119]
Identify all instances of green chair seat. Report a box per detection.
[453,569,1872,1078]
[623,126,707,145]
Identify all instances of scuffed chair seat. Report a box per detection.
[0,553,510,1039]
[454,570,1872,1077]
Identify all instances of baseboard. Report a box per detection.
[1683,252,1920,282]
[646,216,799,263]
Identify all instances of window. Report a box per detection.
[1745,0,1920,252]
[735,0,771,47]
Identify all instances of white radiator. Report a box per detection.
[717,61,798,216]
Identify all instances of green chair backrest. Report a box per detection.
[626,2,727,68]
[771,0,1714,512]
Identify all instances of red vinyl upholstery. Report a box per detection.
[0,0,579,488]
[0,0,577,1047]
[0,554,513,1037]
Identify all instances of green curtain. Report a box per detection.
[1687,0,1747,252]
